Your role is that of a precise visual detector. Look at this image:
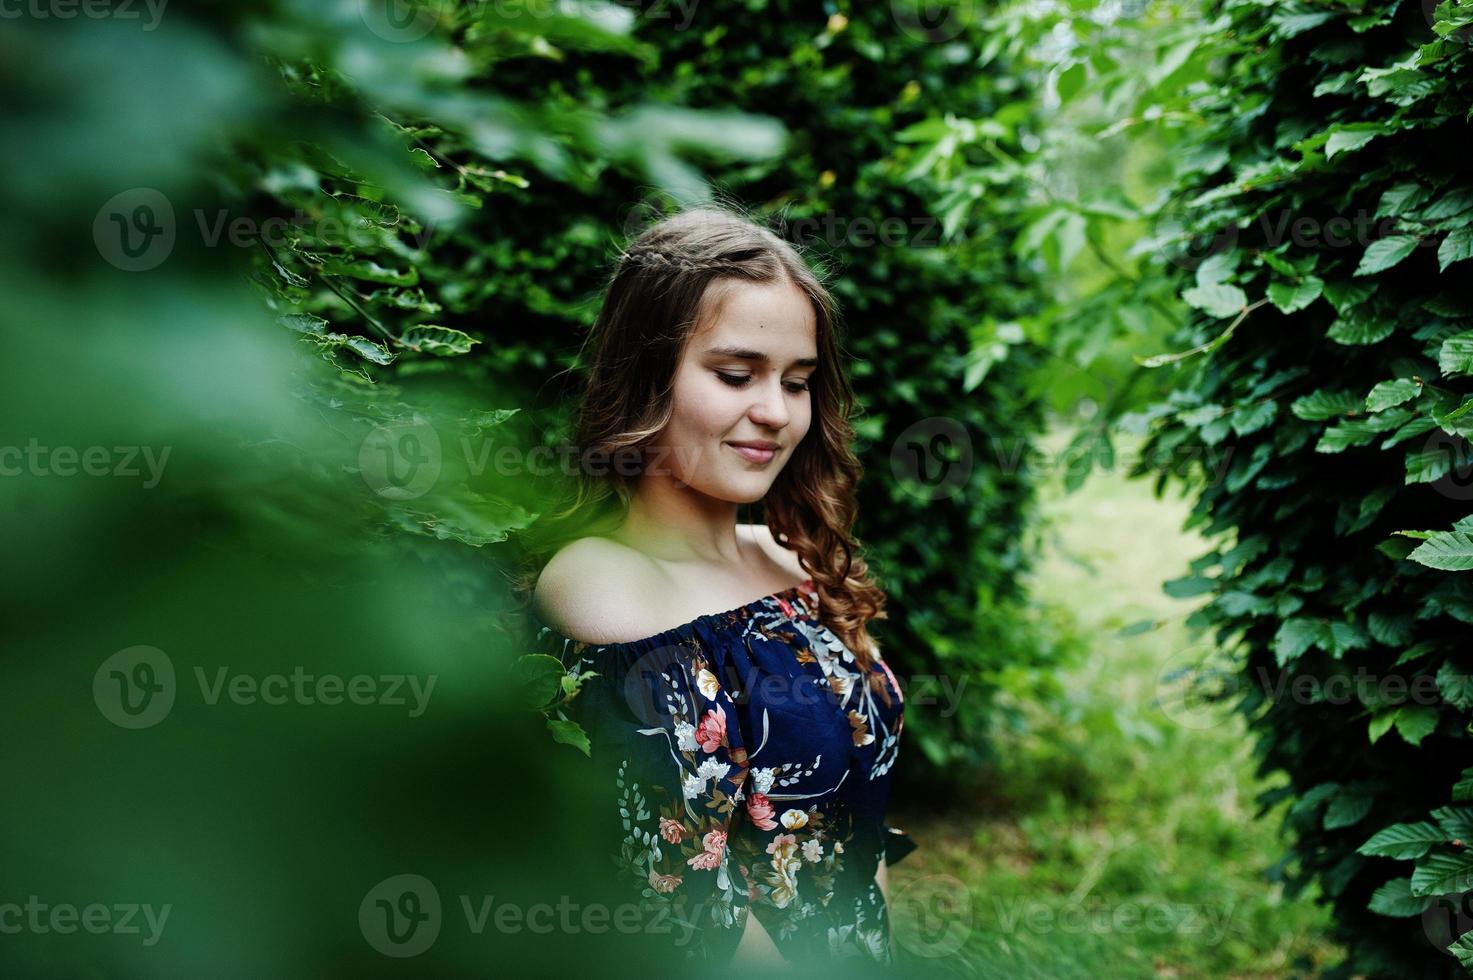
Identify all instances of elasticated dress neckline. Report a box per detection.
[533,581,813,651]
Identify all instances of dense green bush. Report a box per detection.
[1120,1,1473,974]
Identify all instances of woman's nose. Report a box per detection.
[747,377,789,429]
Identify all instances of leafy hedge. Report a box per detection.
[1127,1,1473,974]
[220,4,1063,789]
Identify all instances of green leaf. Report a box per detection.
[547,717,591,756]
[1182,282,1248,318]
[1325,127,1382,159]
[1395,704,1439,746]
[1441,331,1473,377]
[1450,930,1473,971]
[1267,276,1324,313]
[1367,611,1413,646]
[1438,662,1473,710]
[1407,532,1473,571]
[1324,788,1374,830]
[401,324,480,356]
[1323,620,1370,656]
[1412,850,1473,896]
[1292,389,1362,420]
[1328,312,1395,346]
[1368,707,1398,744]
[1455,767,1473,802]
[317,332,397,366]
[1433,807,1473,843]
[515,654,565,708]
[1378,183,1431,219]
[1274,618,1323,667]
[1367,877,1428,917]
[1441,227,1473,272]
[1318,418,1382,453]
[1359,822,1446,859]
[279,313,328,335]
[1163,574,1216,598]
[1365,379,1421,413]
[1231,400,1278,436]
[1354,236,1420,277]
[1055,62,1087,102]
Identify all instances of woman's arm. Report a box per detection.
[876,855,895,959]
[731,907,785,966]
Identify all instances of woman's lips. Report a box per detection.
[727,443,777,464]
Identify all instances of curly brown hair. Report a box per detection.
[517,203,890,680]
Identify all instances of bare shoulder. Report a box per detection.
[532,536,666,645]
[741,523,808,585]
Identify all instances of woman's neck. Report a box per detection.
[614,474,743,565]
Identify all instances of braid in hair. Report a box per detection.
[618,245,754,276]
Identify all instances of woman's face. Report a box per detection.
[655,278,818,503]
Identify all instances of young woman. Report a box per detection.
[523,205,916,967]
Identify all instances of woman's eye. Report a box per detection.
[715,371,809,393]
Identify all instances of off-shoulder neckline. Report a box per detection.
[535,578,817,650]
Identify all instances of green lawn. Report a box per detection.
[887,425,1342,978]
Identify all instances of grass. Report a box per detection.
[886,424,1343,978]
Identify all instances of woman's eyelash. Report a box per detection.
[715,371,809,393]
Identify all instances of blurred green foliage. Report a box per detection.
[0,0,1057,975]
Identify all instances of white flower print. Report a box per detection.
[697,759,731,782]
[674,721,698,752]
[682,772,705,800]
[695,668,720,700]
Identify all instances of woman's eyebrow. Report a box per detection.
[703,344,819,367]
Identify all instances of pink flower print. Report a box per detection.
[695,707,727,753]
[686,828,728,871]
[659,817,685,844]
[687,849,722,870]
[776,595,797,619]
[746,791,778,831]
[648,869,683,893]
[765,832,798,856]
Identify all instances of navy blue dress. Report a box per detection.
[532,578,916,966]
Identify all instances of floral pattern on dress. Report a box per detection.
[534,578,915,965]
